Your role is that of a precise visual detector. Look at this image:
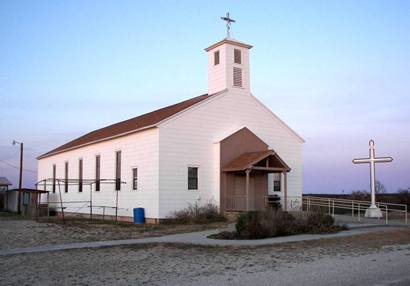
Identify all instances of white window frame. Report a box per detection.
[114,150,122,191]
[78,157,84,193]
[187,165,199,191]
[214,50,220,66]
[131,166,138,191]
[273,173,281,192]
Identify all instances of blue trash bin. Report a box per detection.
[133,208,145,224]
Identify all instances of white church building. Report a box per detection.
[37,33,304,222]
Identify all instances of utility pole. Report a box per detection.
[13,140,23,214]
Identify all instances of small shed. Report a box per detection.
[0,177,12,211]
[3,188,49,217]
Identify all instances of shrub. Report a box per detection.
[235,209,305,239]
[168,201,225,224]
[269,210,301,236]
[306,211,336,233]
[307,211,334,227]
[236,211,270,239]
[210,209,346,240]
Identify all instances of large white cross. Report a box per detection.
[352,140,393,217]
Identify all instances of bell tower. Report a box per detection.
[205,13,253,95]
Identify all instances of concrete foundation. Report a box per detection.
[364,206,383,218]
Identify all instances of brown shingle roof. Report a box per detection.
[222,150,290,172]
[222,150,274,171]
[38,94,211,159]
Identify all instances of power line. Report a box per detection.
[0,159,37,174]
[3,149,20,161]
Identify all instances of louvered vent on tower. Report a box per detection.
[233,67,242,87]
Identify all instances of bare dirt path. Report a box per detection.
[1,227,409,286]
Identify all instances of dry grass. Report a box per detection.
[166,201,226,224]
[0,213,228,250]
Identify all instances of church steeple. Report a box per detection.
[205,14,252,95]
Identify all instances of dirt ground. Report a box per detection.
[1,215,409,285]
[0,213,227,250]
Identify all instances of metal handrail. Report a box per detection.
[90,205,128,210]
[303,197,407,212]
[303,196,407,207]
[298,195,408,225]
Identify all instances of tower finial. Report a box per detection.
[220,12,235,38]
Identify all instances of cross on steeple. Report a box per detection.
[221,12,235,38]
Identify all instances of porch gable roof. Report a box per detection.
[222,150,290,172]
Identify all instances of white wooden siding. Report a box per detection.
[158,90,302,218]
[207,43,250,95]
[37,91,303,220]
[37,128,160,218]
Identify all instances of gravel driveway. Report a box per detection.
[1,226,409,285]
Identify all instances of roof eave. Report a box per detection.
[156,89,228,127]
[222,150,292,172]
[37,125,158,160]
[205,38,253,52]
[38,92,224,160]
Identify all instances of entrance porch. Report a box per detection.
[219,127,291,213]
[222,150,290,212]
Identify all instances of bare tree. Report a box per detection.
[350,180,386,200]
[350,189,369,200]
[397,187,410,207]
[375,180,387,194]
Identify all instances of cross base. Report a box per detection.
[364,205,383,218]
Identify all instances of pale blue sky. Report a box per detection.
[1,0,409,193]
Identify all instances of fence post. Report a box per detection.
[405,205,408,224]
[385,205,388,225]
[358,204,360,222]
[328,199,331,214]
[352,201,354,217]
[377,203,380,221]
[332,200,335,217]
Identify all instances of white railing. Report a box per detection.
[300,196,408,225]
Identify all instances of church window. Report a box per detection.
[234,49,241,64]
[78,159,83,192]
[214,50,220,65]
[132,168,138,190]
[64,161,68,193]
[273,173,281,192]
[115,151,121,191]
[52,164,56,193]
[188,167,198,190]
[95,155,100,191]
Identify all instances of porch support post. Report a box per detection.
[283,172,288,212]
[245,168,251,211]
